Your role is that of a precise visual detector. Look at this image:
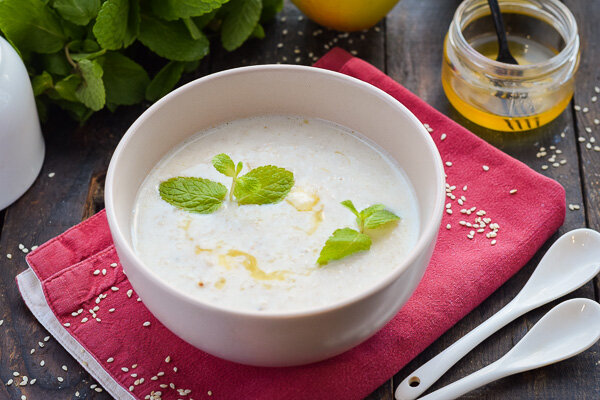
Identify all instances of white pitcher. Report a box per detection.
[0,36,45,210]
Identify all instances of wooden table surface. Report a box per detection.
[1,0,599,399]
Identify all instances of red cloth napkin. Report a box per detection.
[19,48,565,400]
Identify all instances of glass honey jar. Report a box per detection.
[442,0,580,132]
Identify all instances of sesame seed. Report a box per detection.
[560,159,567,165]
[44,336,50,342]
[127,289,133,298]
[29,378,36,385]
[129,385,134,391]
[592,137,597,144]
[585,127,592,133]
[173,367,178,372]
[143,321,151,327]
[596,86,600,93]
[586,143,592,149]
[157,371,165,377]
[48,172,55,178]
[20,376,28,385]
[57,377,63,382]
[40,360,45,366]
[277,43,283,48]
[445,161,452,167]
[446,224,451,229]
[13,372,19,377]
[552,162,560,167]
[132,364,137,369]
[109,308,115,313]
[95,387,102,392]
[541,165,549,170]
[208,391,213,396]
[75,391,79,397]
[446,209,452,214]
[121,367,129,372]
[583,107,589,113]
[81,317,88,323]
[62,365,67,371]
[101,269,107,275]
[574,105,581,111]
[107,357,114,363]
[6,254,11,259]
[594,146,600,151]
[110,263,117,267]
[482,165,489,171]
[93,270,100,275]
[463,185,467,191]
[38,342,44,348]
[594,119,600,125]
[21,396,26,400]
[165,356,171,363]
[510,189,518,194]
[63,322,70,327]
[491,239,497,245]
[441,133,447,141]
[151,376,158,381]
[6,379,12,385]
[30,348,35,354]
[578,136,586,142]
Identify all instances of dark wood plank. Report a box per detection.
[564,0,600,302]
[386,0,598,398]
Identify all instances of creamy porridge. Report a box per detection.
[132,115,419,312]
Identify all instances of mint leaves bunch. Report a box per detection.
[317,200,400,265]
[159,153,294,213]
[0,0,282,123]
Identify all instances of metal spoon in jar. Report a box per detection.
[395,228,600,400]
[417,298,600,400]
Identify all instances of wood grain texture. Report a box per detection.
[0,0,598,399]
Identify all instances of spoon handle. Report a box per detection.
[417,361,508,400]
[395,301,525,400]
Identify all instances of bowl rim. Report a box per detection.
[105,64,446,319]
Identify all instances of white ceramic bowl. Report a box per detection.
[105,65,445,367]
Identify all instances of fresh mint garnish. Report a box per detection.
[318,201,400,265]
[317,228,372,266]
[212,154,294,205]
[159,177,227,214]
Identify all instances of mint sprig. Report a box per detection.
[317,200,400,265]
[212,154,294,205]
[0,0,283,124]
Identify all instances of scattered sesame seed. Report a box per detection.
[574,105,581,111]
[6,379,13,386]
[127,289,133,298]
[81,317,88,323]
[121,367,129,372]
[276,43,283,48]
[585,127,592,133]
[110,262,117,268]
[446,224,451,230]
[29,378,36,385]
[109,308,115,313]
[208,391,213,396]
[463,185,467,191]
[30,348,35,354]
[62,365,68,371]
[48,172,55,178]
[93,270,100,276]
[560,159,567,165]
[107,357,114,363]
[445,161,452,167]
[446,209,452,215]
[13,372,19,377]
[40,360,45,366]
[57,377,63,382]
[6,254,11,259]
[173,367,178,372]
[509,189,517,194]
[594,119,600,125]
[482,165,490,171]
[157,371,165,377]
[578,136,586,142]
[441,133,447,141]
[95,387,102,392]
[595,86,600,93]
[541,165,549,170]
[587,143,592,149]
[75,391,79,397]
[129,385,134,391]
[101,268,107,275]
[165,356,171,363]
[594,146,600,152]
[583,107,589,113]
[63,322,70,327]
[44,336,50,342]
[38,342,44,348]
[491,239,497,245]
[20,376,28,386]
[143,321,151,327]
[132,364,137,369]
[593,96,598,103]
[21,395,26,400]
[552,162,560,167]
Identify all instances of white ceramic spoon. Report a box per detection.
[417,298,600,400]
[396,228,600,400]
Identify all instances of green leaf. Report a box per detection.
[53,0,101,26]
[183,60,200,73]
[235,162,243,175]
[55,99,93,123]
[212,154,237,177]
[221,0,262,51]
[138,14,210,61]
[183,17,203,40]
[362,207,400,230]
[100,52,149,105]
[92,0,139,50]
[0,0,66,54]
[40,52,72,76]
[251,23,265,39]
[145,61,185,102]
[159,177,227,214]
[317,228,372,265]
[340,200,359,218]
[75,59,105,111]
[32,71,54,96]
[150,0,229,21]
[260,0,283,23]
[234,165,294,205]
[233,176,260,197]
[54,74,82,102]
[70,49,107,62]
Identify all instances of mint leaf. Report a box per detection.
[100,52,149,105]
[55,99,93,123]
[233,176,260,199]
[93,0,139,50]
[0,0,66,54]
[221,0,262,51]
[159,177,227,214]
[53,74,82,102]
[340,200,359,218]
[145,61,185,102]
[32,72,54,96]
[251,23,265,39]
[260,0,283,23]
[362,205,400,230]
[41,52,72,76]
[317,228,371,265]
[236,162,243,175]
[138,14,210,61]
[150,0,229,21]
[53,0,100,26]
[212,154,237,177]
[235,165,294,205]
[75,59,105,111]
